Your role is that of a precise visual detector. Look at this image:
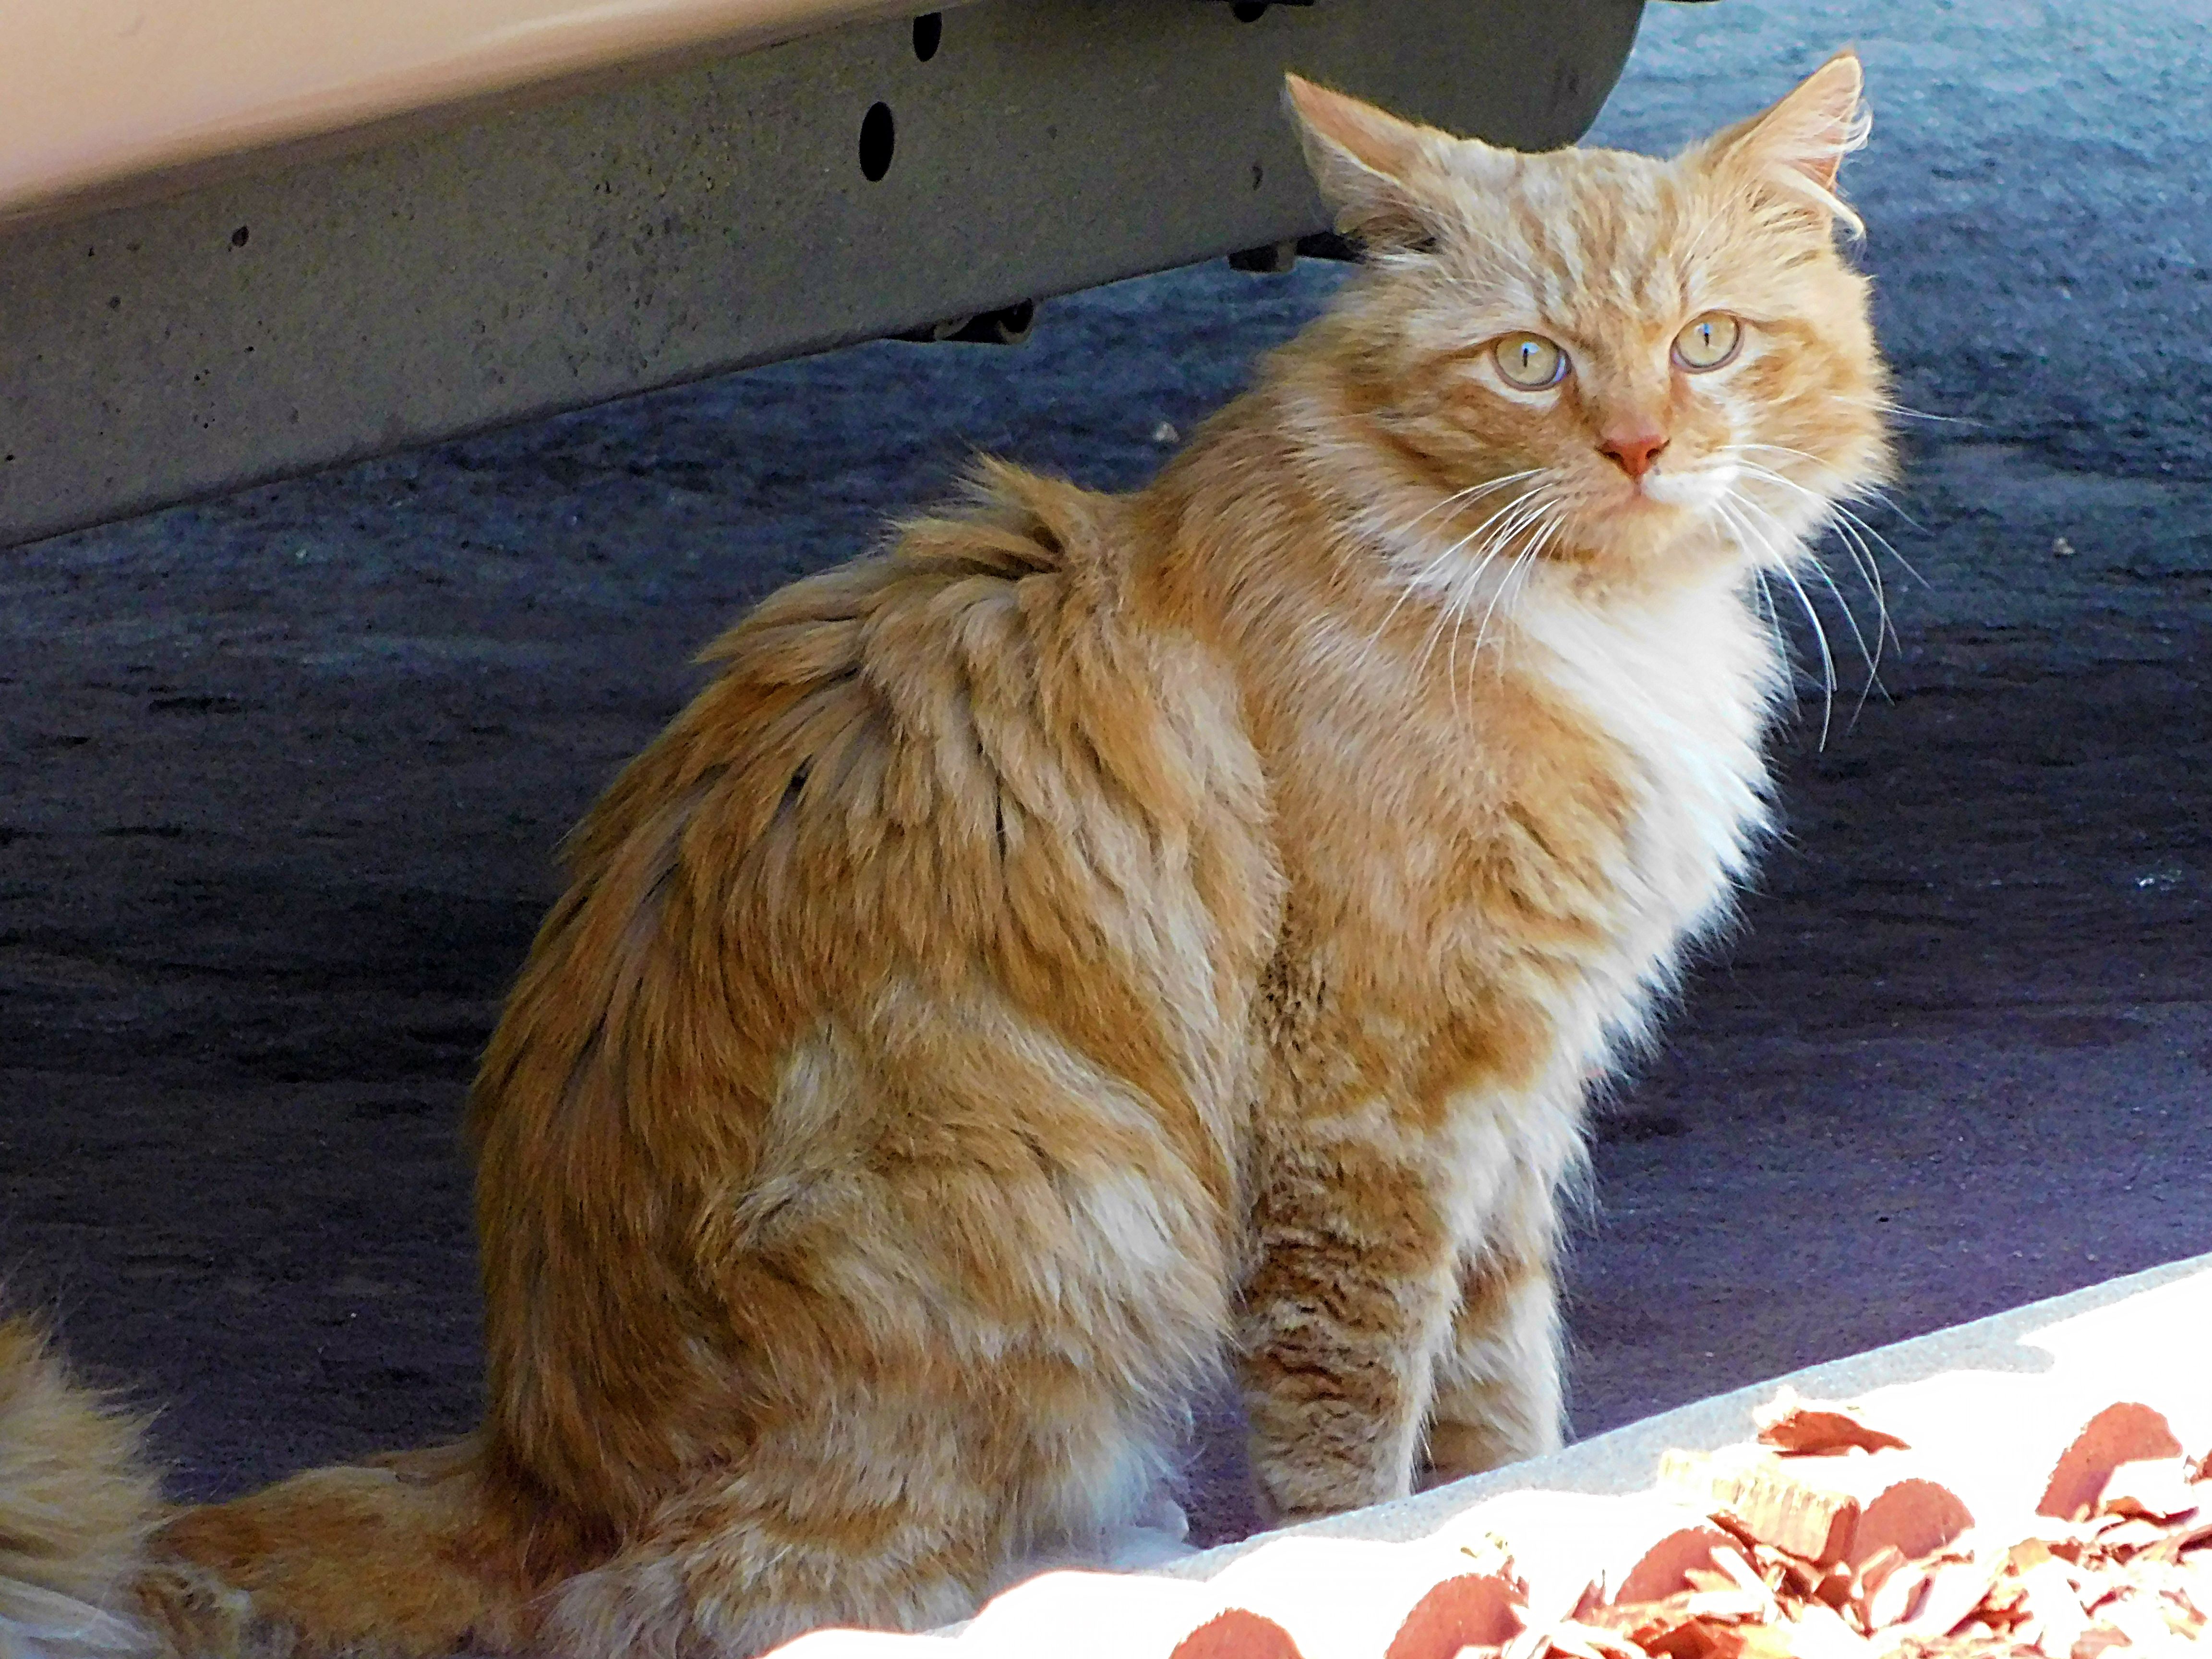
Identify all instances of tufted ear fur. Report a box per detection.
[1283,73,1502,251]
[1697,49,1870,236]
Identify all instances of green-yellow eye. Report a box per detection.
[1673,312,1743,372]
[1492,332,1567,390]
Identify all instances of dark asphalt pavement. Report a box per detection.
[1,0,2207,1550]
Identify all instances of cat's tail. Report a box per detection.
[0,1316,585,1659]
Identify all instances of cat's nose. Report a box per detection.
[1598,430,1670,480]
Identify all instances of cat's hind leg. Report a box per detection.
[545,997,1231,1657]
[544,1383,1184,1659]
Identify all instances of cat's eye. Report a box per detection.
[1673,313,1743,372]
[1492,332,1568,390]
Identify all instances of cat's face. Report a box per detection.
[1288,54,1890,586]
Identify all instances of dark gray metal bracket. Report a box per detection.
[0,0,1643,549]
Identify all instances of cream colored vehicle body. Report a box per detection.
[0,0,1649,547]
[3,0,910,221]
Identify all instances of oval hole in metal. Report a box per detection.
[859,102,895,181]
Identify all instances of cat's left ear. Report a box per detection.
[1697,49,1870,236]
[1284,75,1490,251]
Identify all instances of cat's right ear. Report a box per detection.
[1283,75,1470,252]
[1698,50,1870,238]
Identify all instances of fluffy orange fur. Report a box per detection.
[2,54,1889,1659]
[0,1319,163,1659]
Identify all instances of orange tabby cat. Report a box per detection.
[1,53,1887,1659]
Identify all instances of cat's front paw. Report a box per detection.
[1419,1415,1564,1489]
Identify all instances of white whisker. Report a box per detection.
[1715,494,1839,748]
[1403,482,1564,713]
[1731,486,1883,693]
[1753,569,1789,663]
[1394,470,1546,541]
[1854,397,1974,430]
[1471,509,1561,665]
[1769,565,1840,749]
[1366,471,1551,650]
[1732,455,1926,614]
[1735,442,1927,542]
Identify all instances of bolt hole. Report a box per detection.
[229,225,250,248]
[859,102,896,181]
[912,13,942,60]
[1231,1,1268,20]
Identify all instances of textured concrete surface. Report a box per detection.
[1,0,2207,1556]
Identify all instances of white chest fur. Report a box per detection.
[1512,564,1784,978]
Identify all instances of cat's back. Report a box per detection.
[481,458,1280,1146]
[467,464,1282,1515]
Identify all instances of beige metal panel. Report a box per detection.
[0,0,1645,550]
[0,0,922,222]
